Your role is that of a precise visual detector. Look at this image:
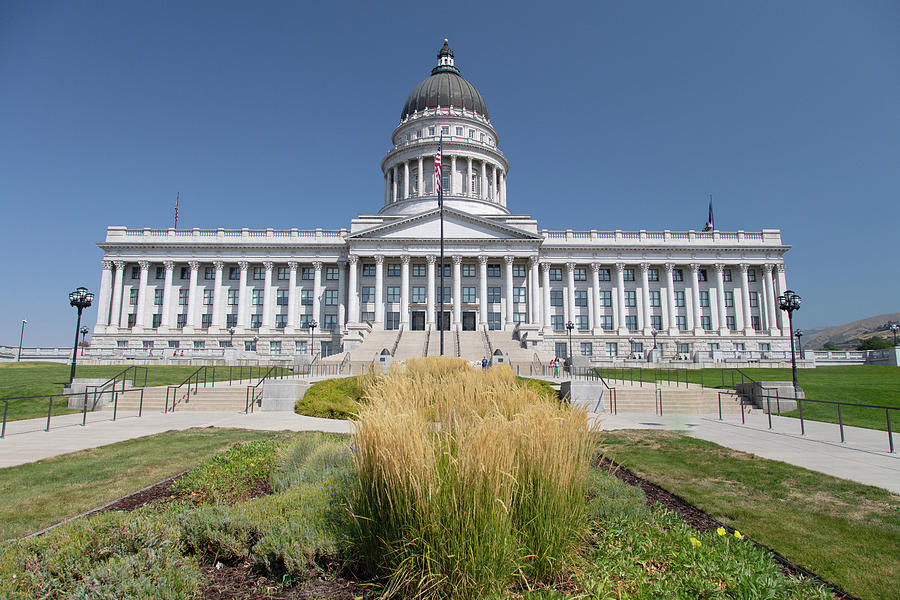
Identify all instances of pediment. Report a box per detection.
[347,208,542,241]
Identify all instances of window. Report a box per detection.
[624,268,635,281]
[462,264,476,277]
[301,290,313,305]
[324,289,338,305]
[759,343,770,352]
[277,267,289,280]
[488,263,501,277]
[649,290,661,307]
[749,292,759,308]
[269,340,281,354]
[324,314,337,331]
[412,264,426,277]
[360,312,374,323]
[673,269,684,282]
[723,269,732,282]
[228,289,238,305]
[168,340,179,348]
[198,289,210,306]
[550,290,563,306]
[734,342,745,351]
[386,287,400,302]
[748,269,757,282]
[253,267,264,280]
[302,267,316,280]
[226,314,237,328]
[131,266,139,279]
[626,315,638,331]
[178,289,188,306]
[676,316,687,330]
[488,287,502,303]
[252,289,263,305]
[650,315,663,330]
[276,289,288,306]
[507,264,523,278]
[462,287,476,303]
[575,315,589,330]
[514,287,527,303]
[436,287,450,302]
[751,316,762,331]
[129,289,138,305]
[468,128,475,138]
[480,133,485,141]
[701,315,712,330]
[598,268,611,281]
[601,315,613,330]
[488,313,501,330]
[411,286,426,303]
[624,291,636,307]
[360,287,375,303]
[551,315,564,331]
[724,291,734,307]
[250,314,262,328]
[599,290,612,307]
[229,267,240,280]
[455,126,463,135]
[574,268,586,281]
[699,291,709,307]
[142,340,154,350]
[513,312,527,324]
[295,341,308,354]
[674,291,685,307]
[244,339,257,351]
[155,266,164,279]
[574,290,588,307]
[648,268,659,281]
[204,267,215,280]
[606,342,618,357]
[201,314,212,328]
[630,341,644,354]
[698,269,708,282]
[580,342,593,356]
[441,126,449,135]
[727,316,736,330]
[437,264,450,277]
[152,314,161,328]
[153,289,163,306]
[176,313,186,328]
[549,268,562,281]
[386,264,401,277]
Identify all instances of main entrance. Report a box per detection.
[434,311,451,331]
[411,311,426,331]
[462,311,477,331]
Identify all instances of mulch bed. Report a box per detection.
[101,473,183,512]
[199,561,368,600]
[595,455,859,600]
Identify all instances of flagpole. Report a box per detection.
[438,134,444,356]
[174,192,179,229]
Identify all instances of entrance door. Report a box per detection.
[411,311,425,331]
[435,311,451,331]
[462,311,476,331]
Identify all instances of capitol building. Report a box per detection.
[90,41,793,364]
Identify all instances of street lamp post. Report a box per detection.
[891,323,899,346]
[309,319,318,360]
[565,321,574,376]
[17,319,27,362]
[650,328,659,362]
[80,326,89,357]
[228,327,235,347]
[777,289,802,393]
[794,329,803,359]
[68,287,94,385]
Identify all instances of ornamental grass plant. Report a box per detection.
[350,358,595,600]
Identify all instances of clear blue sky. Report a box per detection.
[2,1,898,345]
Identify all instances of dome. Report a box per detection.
[400,40,490,121]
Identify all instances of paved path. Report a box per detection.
[2,407,897,494]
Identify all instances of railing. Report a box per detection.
[455,329,461,358]
[339,352,351,374]
[423,328,431,356]
[532,352,543,377]
[391,326,403,357]
[164,364,272,412]
[245,365,295,413]
[569,367,617,414]
[483,326,494,355]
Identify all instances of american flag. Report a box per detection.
[435,136,442,206]
[702,195,714,232]
[174,192,179,228]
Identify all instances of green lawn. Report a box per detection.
[0,428,301,541]
[0,362,280,422]
[599,429,900,600]
[595,365,900,431]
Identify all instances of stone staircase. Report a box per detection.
[394,330,427,360]
[606,384,744,414]
[458,331,489,361]
[100,382,252,413]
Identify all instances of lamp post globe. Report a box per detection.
[794,329,804,358]
[891,323,899,347]
[17,319,27,362]
[228,327,235,346]
[79,326,89,357]
[565,321,574,376]
[777,290,802,393]
[309,320,318,360]
[68,287,94,385]
[650,328,659,362]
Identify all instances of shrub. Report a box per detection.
[295,377,360,419]
[172,440,278,504]
[585,468,649,522]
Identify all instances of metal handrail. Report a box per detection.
[339,352,351,374]
[391,326,403,357]
[245,365,293,413]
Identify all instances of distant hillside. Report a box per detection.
[804,313,900,350]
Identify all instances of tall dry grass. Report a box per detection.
[350,358,595,599]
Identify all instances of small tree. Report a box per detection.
[856,337,893,351]
[821,341,838,351]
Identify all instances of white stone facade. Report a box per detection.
[91,43,792,362]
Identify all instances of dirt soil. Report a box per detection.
[199,561,368,600]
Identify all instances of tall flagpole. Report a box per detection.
[438,134,444,356]
[174,192,180,229]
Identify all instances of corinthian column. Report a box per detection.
[212,261,224,329]
[262,262,274,328]
[690,263,702,335]
[529,256,540,324]
[452,256,462,328]
[505,256,515,329]
[96,260,113,328]
[347,256,359,325]
[373,256,384,326]
[185,261,199,331]
[665,263,677,335]
[287,262,298,330]
[400,256,410,326]
[111,261,126,328]
[237,262,248,329]
[590,263,602,333]
[161,261,174,329]
[739,263,752,335]
[541,262,552,333]
[640,263,651,334]
[313,261,324,327]
[566,262,576,325]
[426,255,436,326]
[763,264,779,335]
[715,264,728,335]
[615,263,626,334]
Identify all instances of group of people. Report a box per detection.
[549,356,571,377]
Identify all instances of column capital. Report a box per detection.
[452,255,462,265]
[114,260,126,270]
[714,263,725,273]
[689,263,700,272]
[139,260,150,271]
[401,255,411,265]
[664,262,675,273]
[188,260,200,271]
[238,261,249,271]
[566,261,576,272]
[101,260,113,270]
[762,263,774,274]
[348,255,359,265]
[313,261,323,271]
[374,255,383,265]
[263,261,274,272]
[214,261,224,271]
[479,255,488,265]
[639,262,650,273]
[505,255,515,265]
[615,262,625,272]
[541,262,551,273]
[776,263,786,273]
[739,262,749,273]
[426,254,436,265]
[288,261,298,270]
[590,262,600,273]
[529,255,539,266]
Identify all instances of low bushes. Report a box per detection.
[172,439,279,504]
[294,376,360,419]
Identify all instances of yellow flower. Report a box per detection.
[690,537,702,547]
[717,527,727,536]
[734,530,743,540]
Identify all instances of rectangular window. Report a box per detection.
[759,343,770,352]
[270,340,281,354]
[601,315,613,330]
[252,289,263,305]
[513,265,526,278]
[488,287,502,303]
[323,289,337,305]
[295,341,308,354]
[748,269,757,282]
[573,268,586,281]
[462,264,476,277]
[549,268,562,281]
[606,342,618,357]
[575,315,589,330]
[598,268,611,281]
[244,339,257,351]
[201,313,212,328]
[676,315,687,330]
[624,268,635,281]
[749,292,759,308]
[626,315,638,331]
[723,269,732,282]
[488,263,501,277]
[411,286,425,303]
[412,264,426,277]
[360,311,374,323]
[462,287,476,303]
[128,266,139,279]
[142,340,154,349]
[701,315,712,330]
[155,266,164,279]
[752,316,762,331]
[253,267,264,280]
[201,289,212,306]
[435,287,451,302]
[650,315,663,330]
[513,312,527,324]
[456,126,463,135]
[227,289,238,306]
[513,287,527,303]
[580,342,593,356]
[677,343,691,355]
[204,266,215,280]
[550,290,563,306]
[574,290,588,307]
[630,341,644,354]
[180,267,189,280]
[674,291,685,307]
[551,315,564,331]
[274,267,288,280]
[624,290,636,307]
[229,267,240,280]
[152,314,161,328]
[226,314,237,328]
[468,128,475,138]
[178,289,188,306]
[648,268,659,281]
[386,287,400,303]
[250,314,262,328]
[176,313,186,328]
[386,264,401,277]
[441,126,449,135]
[599,290,612,307]
[153,289,163,306]
[128,289,138,305]
[301,290,313,306]
[324,314,337,331]
[699,291,709,307]
[699,269,708,282]
[488,313,501,330]
[724,291,734,307]
[167,340,179,348]
[727,316,736,330]
[673,269,684,282]
[302,267,315,280]
[360,287,375,303]
[649,290,661,307]
[276,289,288,306]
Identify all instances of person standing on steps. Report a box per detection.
[481,357,487,369]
